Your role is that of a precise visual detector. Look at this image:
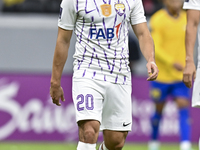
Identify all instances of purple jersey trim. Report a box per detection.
[79,17,85,43]
[77,47,87,70]
[85,0,96,14]
[82,69,86,77]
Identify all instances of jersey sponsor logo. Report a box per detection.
[100,4,112,17]
[123,122,131,127]
[115,3,125,16]
[89,23,121,39]
[59,7,63,19]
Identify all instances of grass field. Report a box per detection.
[0,142,198,150]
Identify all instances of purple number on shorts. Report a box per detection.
[76,94,94,111]
[86,94,94,110]
[77,94,84,111]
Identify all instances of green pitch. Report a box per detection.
[0,142,198,150]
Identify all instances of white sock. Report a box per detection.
[148,140,160,150]
[98,142,109,150]
[180,141,191,150]
[77,141,96,150]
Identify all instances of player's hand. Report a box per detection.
[173,63,184,71]
[146,61,159,81]
[50,83,65,106]
[183,61,196,88]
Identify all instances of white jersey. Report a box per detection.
[58,0,146,85]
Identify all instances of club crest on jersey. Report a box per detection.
[115,2,125,16]
[100,4,112,17]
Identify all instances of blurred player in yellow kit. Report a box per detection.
[148,0,191,150]
[3,0,25,6]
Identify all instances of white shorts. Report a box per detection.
[72,78,132,131]
[191,69,200,108]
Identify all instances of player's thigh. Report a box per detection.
[72,78,104,123]
[150,81,169,102]
[150,81,169,113]
[103,130,128,149]
[101,83,132,131]
[172,82,190,108]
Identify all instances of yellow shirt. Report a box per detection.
[150,9,187,83]
[3,0,25,7]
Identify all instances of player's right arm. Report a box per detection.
[50,28,73,106]
[183,10,200,88]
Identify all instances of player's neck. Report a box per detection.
[165,8,180,18]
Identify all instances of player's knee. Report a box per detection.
[105,139,125,150]
[114,140,125,150]
[176,98,189,108]
[83,129,97,143]
[113,143,124,150]
[104,132,127,150]
[78,120,100,143]
[154,102,165,114]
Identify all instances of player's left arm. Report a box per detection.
[183,9,200,88]
[50,27,73,106]
[132,22,159,81]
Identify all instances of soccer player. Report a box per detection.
[182,0,200,106]
[148,0,192,150]
[50,0,159,150]
[182,0,200,149]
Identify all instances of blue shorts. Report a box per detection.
[150,81,190,102]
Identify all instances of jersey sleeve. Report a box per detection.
[58,0,77,30]
[183,0,200,10]
[130,0,146,25]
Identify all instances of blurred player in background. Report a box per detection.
[2,0,25,6]
[182,0,200,149]
[148,0,192,150]
[50,0,158,150]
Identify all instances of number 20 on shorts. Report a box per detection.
[77,94,94,111]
